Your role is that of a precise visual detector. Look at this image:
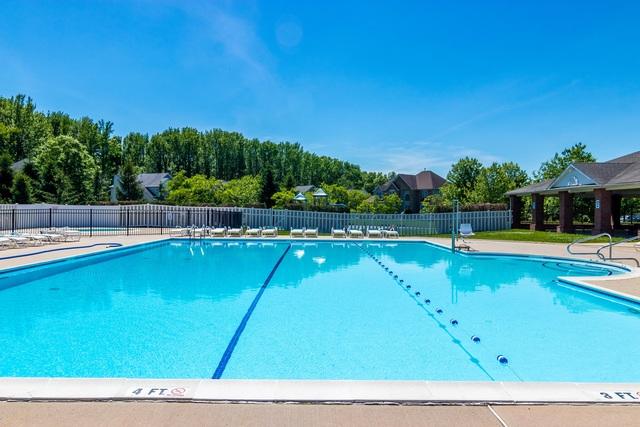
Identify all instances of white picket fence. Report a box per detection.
[0,204,512,236]
[239,207,511,235]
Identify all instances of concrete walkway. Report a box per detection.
[2,402,640,427]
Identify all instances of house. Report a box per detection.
[374,170,447,213]
[506,151,640,234]
[110,173,171,202]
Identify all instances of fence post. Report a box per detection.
[160,206,164,235]
[89,208,93,237]
[11,208,15,233]
[126,208,130,236]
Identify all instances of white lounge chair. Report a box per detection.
[348,227,364,238]
[331,228,346,238]
[458,223,475,242]
[290,228,305,238]
[367,228,382,238]
[39,231,65,243]
[170,227,190,237]
[211,227,227,237]
[382,228,399,239]
[21,233,49,245]
[261,227,278,237]
[227,227,243,237]
[0,236,14,249]
[3,234,31,247]
[58,227,81,242]
[245,227,261,237]
[303,228,319,238]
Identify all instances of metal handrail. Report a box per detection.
[566,233,612,260]
[596,235,640,267]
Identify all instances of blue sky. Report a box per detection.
[1,1,640,176]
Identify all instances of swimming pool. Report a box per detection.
[0,239,637,382]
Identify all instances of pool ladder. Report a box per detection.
[567,233,640,267]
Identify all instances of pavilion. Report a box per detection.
[506,151,640,234]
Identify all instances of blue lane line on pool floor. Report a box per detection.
[0,243,123,261]
[212,243,292,379]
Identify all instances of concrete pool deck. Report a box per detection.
[1,234,640,425]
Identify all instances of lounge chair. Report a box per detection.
[0,236,15,249]
[331,228,347,238]
[367,227,382,238]
[245,227,261,237]
[458,223,475,242]
[170,227,190,237]
[20,233,49,246]
[261,227,278,237]
[303,228,319,238]
[348,227,364,238]
[192,226,207,238]
[211,227,227,237]
[290,228,305,238]
[57,227,81,242]
[3,234,31,247]
[382,228,399,239]
[39,231,65,243]
[227,227,243,237]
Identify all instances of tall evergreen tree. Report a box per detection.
[0,153,14,202]
[117,160,144,201]
[11,172,32,204]
[260,169,278,208]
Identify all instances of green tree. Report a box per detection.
[259,169,278,208]
[378,193,402,213]
[421,192,451,213]
[445,157,483,203]
[472,162,529,203]
[117,160,144,201]
[0,153,14,202]
[33,135,96,204]
[11,172,32,203]
[271,189,295,209]
[165,172,221,205]
[216,175,261,207]
[534,143,595,180]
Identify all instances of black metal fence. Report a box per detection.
[0,206,242,237]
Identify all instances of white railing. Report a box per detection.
[0,204,512,236]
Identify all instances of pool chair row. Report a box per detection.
[289,228,319,238]
[169,226,279,238]
[331,226,399,239]
[0,227,81,249]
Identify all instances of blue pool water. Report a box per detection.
[0,239,637,382]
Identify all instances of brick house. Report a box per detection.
[374,170,447,213]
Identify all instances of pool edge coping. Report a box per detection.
[1,378,639,404]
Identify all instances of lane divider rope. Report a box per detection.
[356,242,521,379]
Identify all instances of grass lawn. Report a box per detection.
[447,229,624,244]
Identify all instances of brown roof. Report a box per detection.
[572,163,632,185]
[505,179,554,196]
[507,151,640,196]
[397,170,447,190]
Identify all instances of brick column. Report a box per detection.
[530,193,545,231]
[612,194,622,229]
[510,195,522,228]
[557,191,573,233]
[593,189,613,234]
